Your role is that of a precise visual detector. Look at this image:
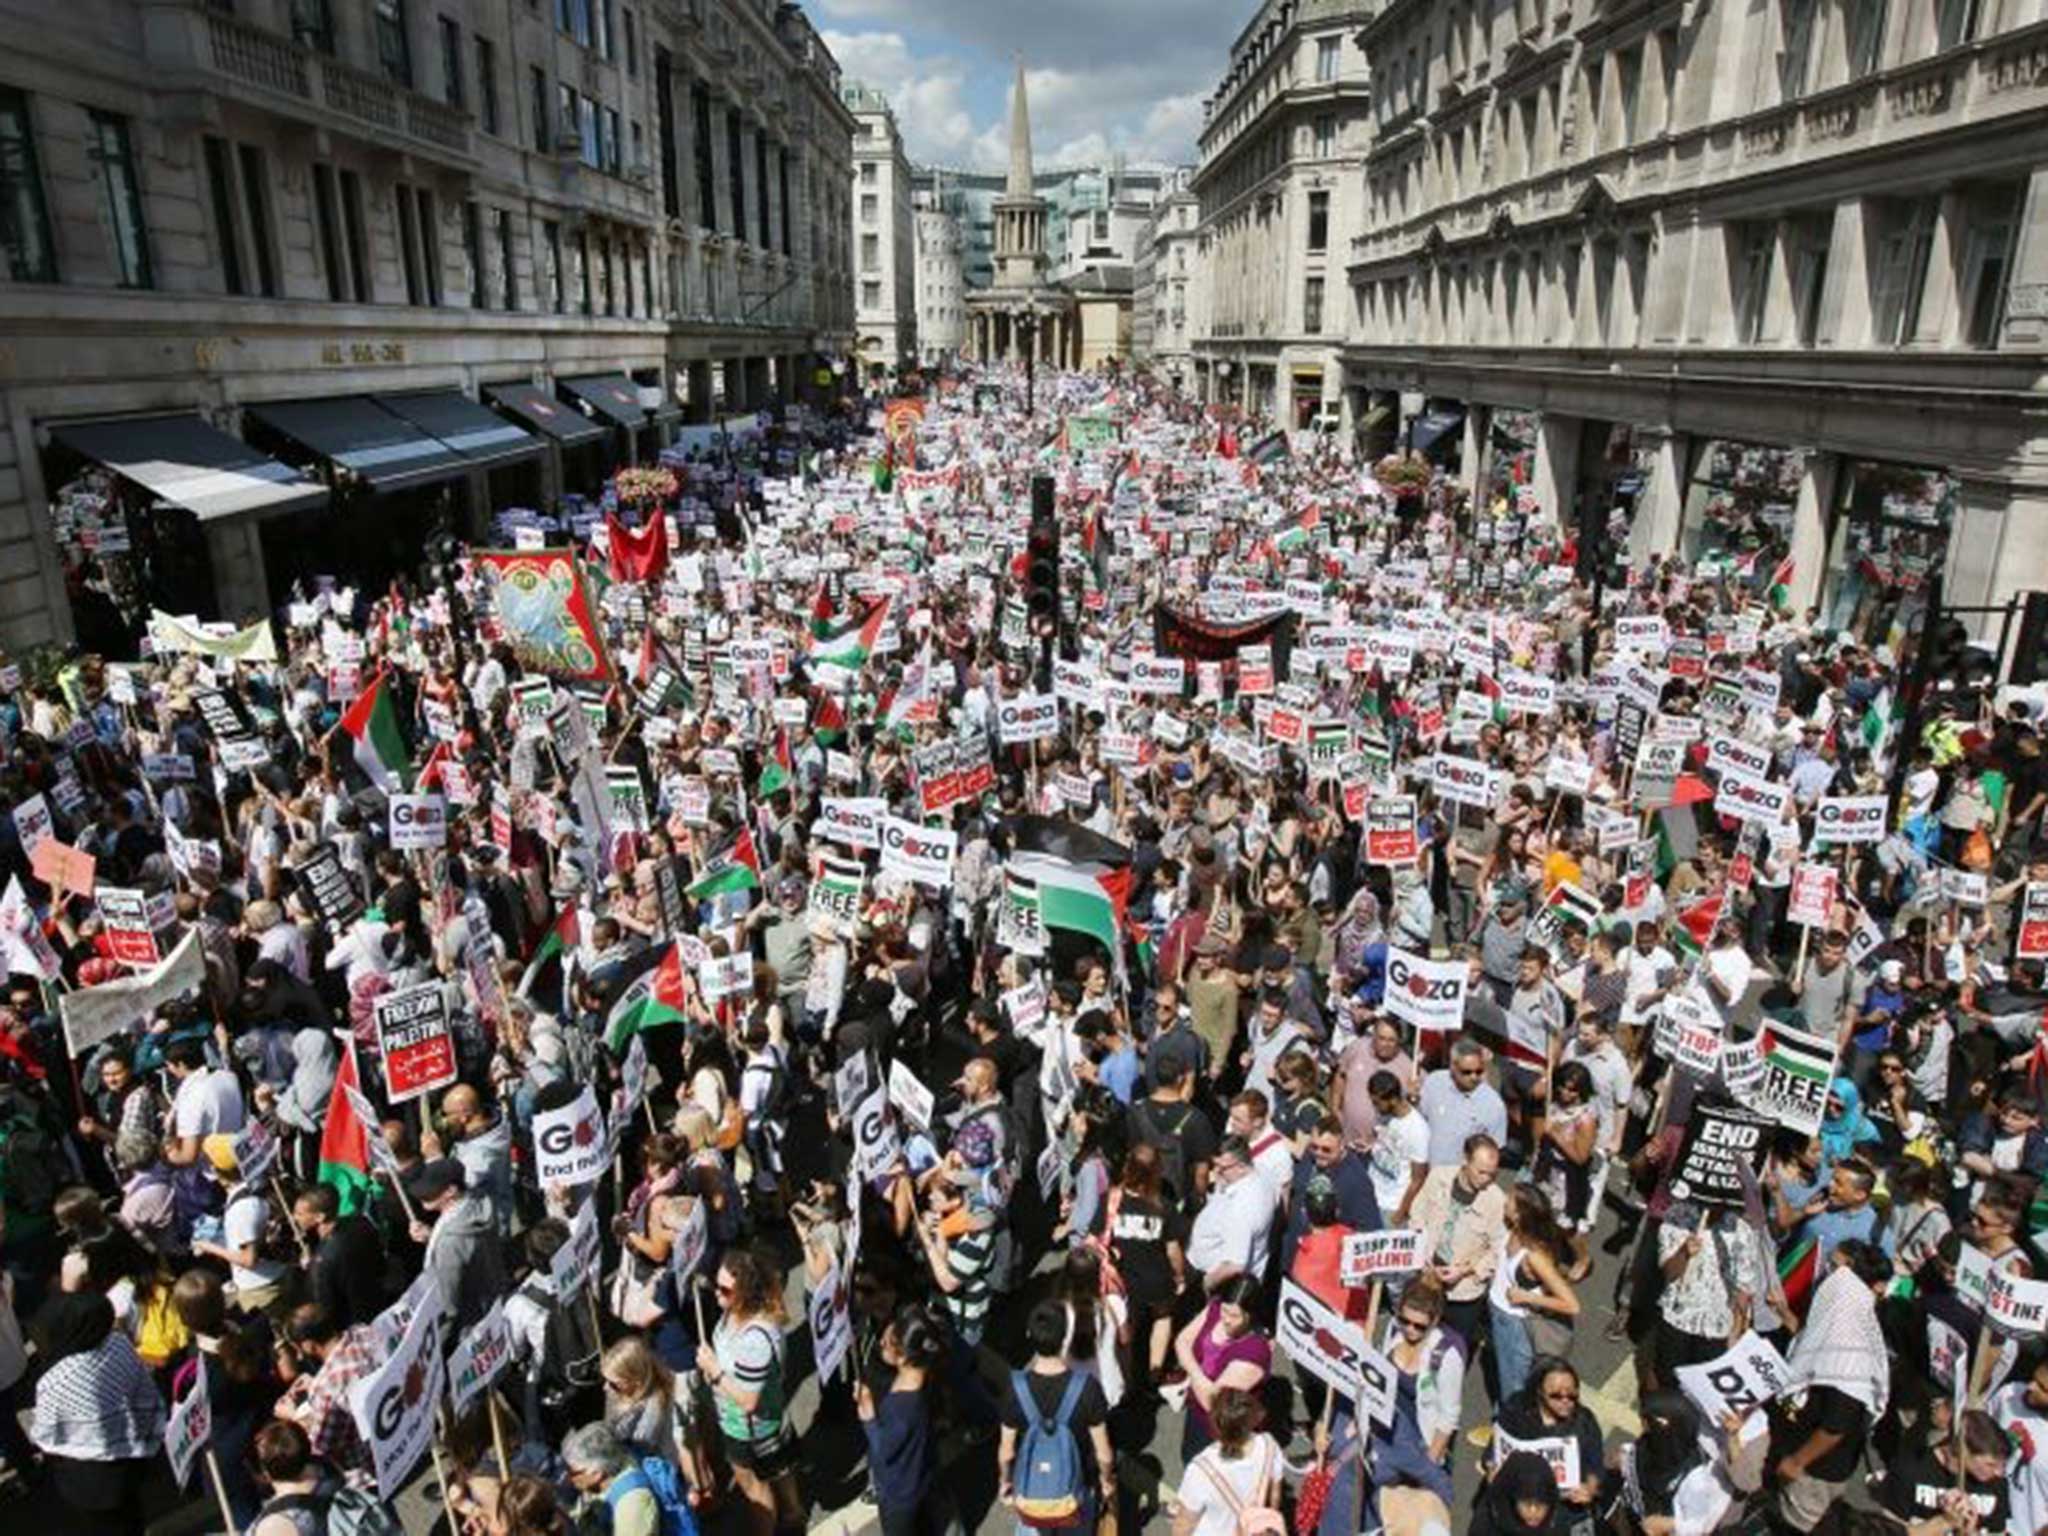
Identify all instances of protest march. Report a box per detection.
[2,359,2048,1536]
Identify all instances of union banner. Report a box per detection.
[470,549,613,683]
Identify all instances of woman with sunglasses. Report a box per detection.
[1368,1275,1463,1506]
[1490,1357,1603,1534]
[695,1247,800,1536]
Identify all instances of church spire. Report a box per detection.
[1005,58,1034,198]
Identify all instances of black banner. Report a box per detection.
[1152,606,1296,674]
[1667,1101,1773,1210]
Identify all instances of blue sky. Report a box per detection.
[812,0,1252,170]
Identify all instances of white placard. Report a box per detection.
[1384,946,1467,1034]
[531,1084,607,1189]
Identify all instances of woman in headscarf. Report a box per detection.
[1471,1451,1565,1536]
[1610,1390,1734,1536]
[1817,1077,1880,1165]
[29,1290,165,1534]
[1327,887,1384,992]
[1492,1358,1603,1536]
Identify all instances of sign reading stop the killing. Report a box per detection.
[373,981,457,1104]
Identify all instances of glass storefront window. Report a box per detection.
[1486,408,1539,506]
[1680,438,1806,564]
[1824,459,1955,649]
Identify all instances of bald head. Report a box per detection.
[442,1084,483,1126]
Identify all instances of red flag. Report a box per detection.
[606,512,668,584]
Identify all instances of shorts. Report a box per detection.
[722,1428,795,1480]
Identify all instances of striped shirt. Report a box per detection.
[944,1224,997,1345]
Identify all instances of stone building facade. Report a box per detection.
[1341,0,2048,641]
[0,0,854,652]
[1190,0,1375,428]
[912,176,966,366]
[1133,170,1203,391]
[846,81,916,373]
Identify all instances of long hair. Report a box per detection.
[1508,1182,1571,1267]
[719,1245,788,1325]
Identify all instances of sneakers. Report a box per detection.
[1466,1425,1494,1450]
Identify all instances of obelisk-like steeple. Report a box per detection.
[1006,59,1034,198]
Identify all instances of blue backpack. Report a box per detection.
[1010,1371,1088,1528]
[608,1455,697,1536]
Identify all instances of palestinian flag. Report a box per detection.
[1082,507,1112,596]
[1776,1231,1819,1320]
[1248,430,1291,467]
[687,826,762,898]
[1673,890,1724,957]
[316,1046,375,1215]
[998,868,1047,956]
[809,597,891,674]
[872,444,894,494]
[338,669,410,794]
[1008,852,1130,968]
[520,902,581,995]
[1860,688,1892,752]
[1767,555,1795,610]
[605,512,668,584]
[758,729,794,799]
[604,943,688,1052]
[812,693,847,747]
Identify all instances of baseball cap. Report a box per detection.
[404,1157,467,1204]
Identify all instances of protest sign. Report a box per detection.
[670,1195,709,1285]
[1492,1429,1581,1492]
[819,796,886,851]
[1988,1266,2048,1337]
[1787,864,1838,928]
[698,951,753,1002]
[1339,1229,1423,1286]
[880,816,956,888]
[164,1365,212,1489]
[448,1299,513,1417]
[374,982,457,1104]
[1815,796,1887,846]
[850,1086,902,1180]
[387,794,448,851]
[1735,1019,1837,1135]
[2019,883,2048,962]
[94,885,161,967]
[1275,1280,1396,1428]
[809,854,864,937]
[1675,1332,1794,1430]
[294,844,366,930]
[997,692,1060,745]
[349,1283,448,1502]
[1666,1101,1772,1209]
[1652,992,1725,1079]
[808,1262,856,1384]
[58,928,206,1054]
[1715,771,1790,827]
[1365,796,1418,865]
[1384,947,1466,1034]
[887,1058,935,1132]
[532,1085,607,1188]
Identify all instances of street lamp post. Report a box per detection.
[1013,304,1041,417]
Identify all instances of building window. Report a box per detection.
[726,110,744,236]
[495,207,517,309]
[338,170,369,300]
[463,199,484,306]
[1732,223,1773,345]
[598,236,613,315]
[755,133,769,248]
[1316,37,1340,82]
[630,119,644,179]
[1787,215,1831,347]
[1778,0,1817,101]
[862,279,880,310]
[779,149,792,257]
[559,0,591,48]
[602,106,620,175]
[88,111,152,289]
[438,16,463,107]
[1870,197,1935,345]
[1616,46,1642,144]
[574,231,591,313]
[1303,275,1323,334]
[596,0,614,60]
[654,49,678,216]
[235,143,277,297]
[579,94,599,169]
[475,36,498,133]
[375,0,411,88]
[1845,0,1888,79]
[543,219,564,311]
[396,184,422,303]
[1307,189,1328,252]
[1961,182,2022,349]
[1938,0,1984,47]
[531,67,550,150]
[623,7,637,73]
[861,233,878,272]
[693,83,715,229]
[312,161,368,301]
[395,185,439,306]
[861,193,877,224]
[202,138,243,295]
[860,160,876,186]
[1314,114,1334,158]
[290,0,334,53]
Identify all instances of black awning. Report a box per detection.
[245,397,468,493]
[484,383,606,447]
[560,374,649,430]
[1409,409,1466,459]
[374,390,543,471]
[648,402,683,426]
[51,413,328,521]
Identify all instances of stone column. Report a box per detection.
[1631,428,1692,563]
[1532,412,1583,529]
[1786,450,1840,615]
[1947,474,2048,642]
[1998,166,2048,350]
[1817,199,1872,348]
[1461,404,1492,501]
[204,518,272,623]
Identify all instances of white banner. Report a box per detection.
[1339,1229,1423,1286]
[349,1279,448,1502]
[1714,771,1790,827]
[531,1084,607,1189]
[1675,1332,1793,1433]
[996,692,1061,745]
[880,816,956,889]
[387,793,448,850]
[818,796,886,851]
[1275,1280,1396,1428]
[164,1364,212,1490]
[1429,754,1499,809]
[58,928,206,1054]
[1815,795,1887,845]
[1384,946,1467,1034]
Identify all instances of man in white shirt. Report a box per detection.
[1225,1091,1295,1199]
[1561,1014,1633,1155]
[163,1037,245,1166]
[1366,1072,1431,1221]
[1618,921,1677,1032]
[1185,1136,1279,1288]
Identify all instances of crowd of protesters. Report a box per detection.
[0,360,2042,1536]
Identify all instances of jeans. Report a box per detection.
[1490,1303,1535,1404]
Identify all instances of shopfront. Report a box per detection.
[1824,459,1956,649]
[1571,419,1652,538]
[1678,437,1806,564]
[1291,368,1326,429]
[1484,409,1539,505]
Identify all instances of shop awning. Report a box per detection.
[484,383,605,447]
[648,401,683,427]
[50,413,328,522]
[245,397,468,493]
[1409,409,1466,459]
[560,374,649,430]
[374,391,542,471]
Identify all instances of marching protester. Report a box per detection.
[0,359,2043,1536]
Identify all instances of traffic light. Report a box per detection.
[2013,590,2048,686]
[1926,614,1997,693]
[1026,474,1059,640]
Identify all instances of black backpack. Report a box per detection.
[0,1088,67,1230]
[520,1277,600,1408]
[1129,1099,1196,1207]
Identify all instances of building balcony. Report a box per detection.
[143,2,475,168]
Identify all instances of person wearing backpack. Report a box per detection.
[1170,1387,1285,1536]
[998,1300,1115,1532]
[249,1419,403,1536]
[1127,1059,1219,1214]
[562,1421,698,1536]
[508,1218,604,1451]
[696,1245,800,1536]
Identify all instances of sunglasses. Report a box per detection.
[1398,1316,1430,1332]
